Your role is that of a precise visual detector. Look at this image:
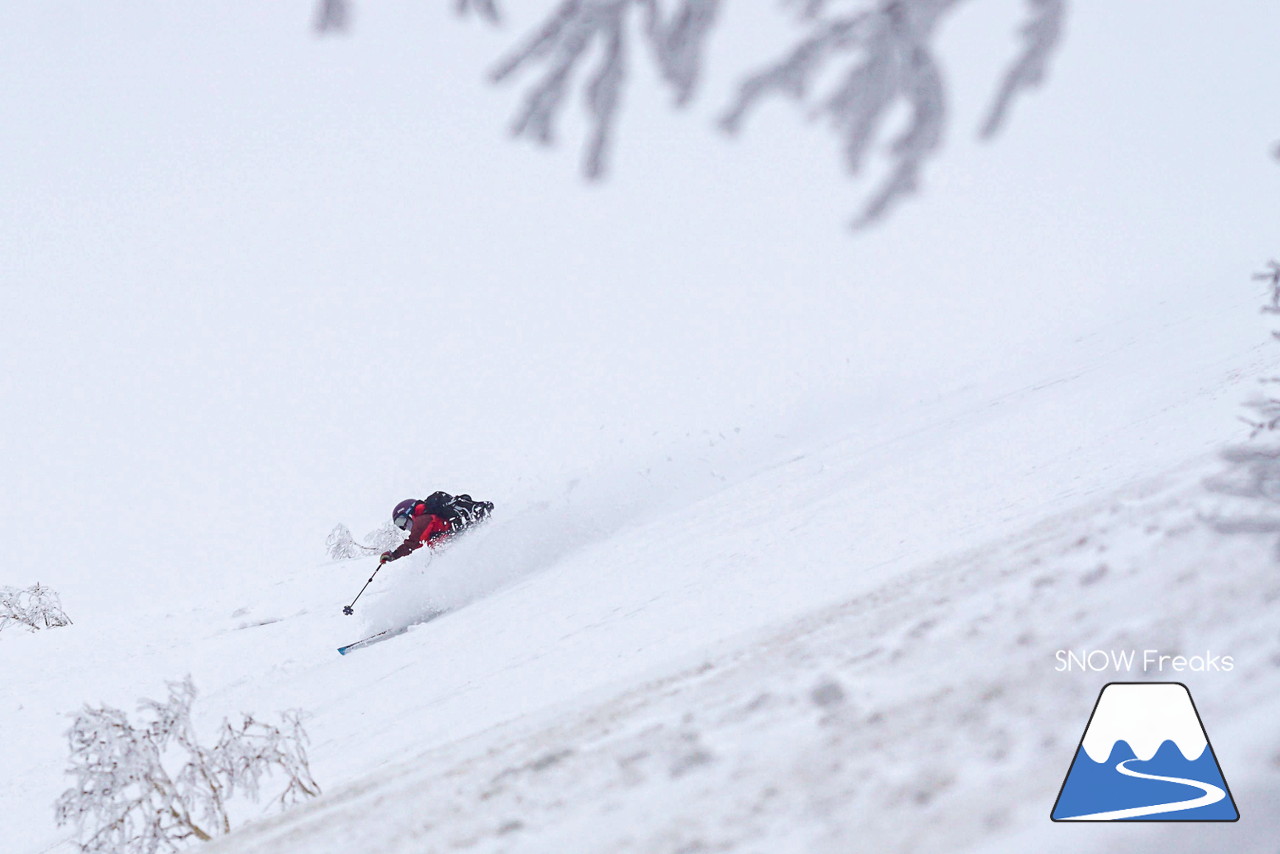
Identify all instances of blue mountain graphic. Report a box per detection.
[1053,739,1238,821]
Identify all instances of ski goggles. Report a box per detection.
[393,512,412,531]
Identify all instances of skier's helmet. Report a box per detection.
[392,499,418,531]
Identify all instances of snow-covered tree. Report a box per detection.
[326,521,406,560]
[313,0,1066,228]
[54,676,320,853]
[1236,260,1280,437]
[0,582,72,634]
[1204,260,1280,556]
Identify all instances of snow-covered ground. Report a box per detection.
[201,455,1280,854]
[6,302,1278,852]
[5,2,1280,852]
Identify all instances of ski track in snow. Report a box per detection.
[1056,758,1225,821]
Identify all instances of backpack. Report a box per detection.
[420,491,494,530]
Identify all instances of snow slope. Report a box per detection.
[199,456,1280,854]
[4,2,1280,852]
[5,298,1279,852]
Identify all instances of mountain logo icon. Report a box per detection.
[1051,682,1239,821]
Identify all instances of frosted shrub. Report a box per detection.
[0,582,72,633]
[54,676,320,853]
[326,521,405,560]
[325,523,366,560]
[362,521,406,552]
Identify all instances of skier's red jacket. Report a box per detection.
[384,504,452,562]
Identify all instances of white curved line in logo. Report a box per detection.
[1057,758,1227,821]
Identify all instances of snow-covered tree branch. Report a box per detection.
[0,582,72,634]
[723,1,953,227]
[491,0,719,179]
[978,0,1065,139]
[314,0,1068,228]
[54,676,320,853]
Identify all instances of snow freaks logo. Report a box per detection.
[1051,683,1239,822]
[1054,649,1233,672]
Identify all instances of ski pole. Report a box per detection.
[342,560,386,615]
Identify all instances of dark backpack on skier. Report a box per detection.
[421,491,494,531]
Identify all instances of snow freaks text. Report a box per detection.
[1054,650,1234,673]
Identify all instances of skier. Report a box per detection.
[379,492,493,565]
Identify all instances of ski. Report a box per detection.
[337,627,408,655]
[337,610,443,655]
